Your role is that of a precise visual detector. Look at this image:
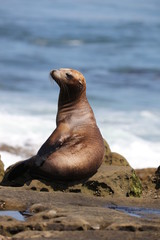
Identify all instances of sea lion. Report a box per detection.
[5,68,105,182]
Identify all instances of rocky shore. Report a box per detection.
[0,140,159,239]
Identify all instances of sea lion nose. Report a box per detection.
[50,69,56,77]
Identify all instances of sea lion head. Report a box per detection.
[50,68,86,93]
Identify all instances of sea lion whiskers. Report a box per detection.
[49,73,54,85]
[50,70,71,103]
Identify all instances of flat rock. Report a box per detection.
[0,144,34,158]
[12,230,160,240]
[0,187,159,239]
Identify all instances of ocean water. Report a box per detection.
[0,0,160,169]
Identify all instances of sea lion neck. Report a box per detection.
[56,89,89,125]
[58,86,86,109]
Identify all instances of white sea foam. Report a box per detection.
[1,152,22,170]
[64,39,84,46]
[0,112,55,147]
[0,109,160,169]
[0,111,56,169]
[96,109,160,169]
[112,139,160,169]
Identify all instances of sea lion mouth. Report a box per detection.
[50,70,56,79]
[50,70,60,85]
[50,70,57,82]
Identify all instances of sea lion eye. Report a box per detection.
[66,73,73,79]
[78,80,83,90]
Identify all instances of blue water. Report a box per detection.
[0,210,25,221]
[108,205,160,219]
[0,0,160,168]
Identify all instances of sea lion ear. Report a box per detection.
[66,73,73,80]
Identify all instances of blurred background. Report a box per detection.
[0,0,160,169]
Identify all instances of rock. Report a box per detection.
[0,144,34,158]
[0,187,159,239]
[0,155,4,182]
[135,168,156,184]
[84,155,142,197]
[103,141,131,166]
[107,152,130,167]
[136,168,160,199]
[102,139,111,163]
[12,230,160,240]
[29,203,50,213]
[0,234,11,240]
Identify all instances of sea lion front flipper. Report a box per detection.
[35,139,64,167]
[37,123,71,157]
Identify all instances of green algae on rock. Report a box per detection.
[126,170,142,197]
